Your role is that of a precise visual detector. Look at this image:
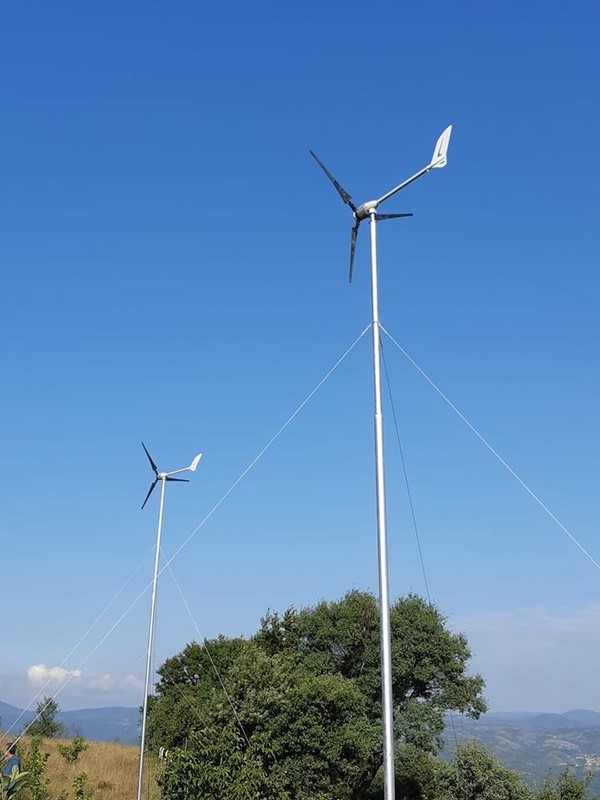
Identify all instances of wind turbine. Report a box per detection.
[136,442,203,800]
[311,126,452,800]
[310,125,450,282]
[141,442,203,510]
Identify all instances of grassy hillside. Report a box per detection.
[6,736,159,800]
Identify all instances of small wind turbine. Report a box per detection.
[136,442,203,800]
[311,126,452,800]
[310,125,451,282]
[141,442,203,509]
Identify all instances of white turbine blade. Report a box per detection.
[188,453,203,472]
[430,125,452,168]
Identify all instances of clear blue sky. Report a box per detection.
[2,0,600,715]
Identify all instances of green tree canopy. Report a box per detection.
[537,769,594,800]
[149,591,486,800]
[440,742,532,800]
[25,697,64,739]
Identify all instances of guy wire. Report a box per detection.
[4,326,370,745]
[380,338,431,604]
[380,325,600,573]
[380,337,461,755]
[165,560,251,747]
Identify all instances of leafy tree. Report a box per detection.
[158,643,373,800]
[536,769,594,800]
[57,737,88,764]
[395,747,445,800]
[440,741,532,800]
[146,635,247,750]
[72,773,91,800]
[25,698,64,739]
[150,591,486,800]
[256,591,486,797]
[23,737,50,800]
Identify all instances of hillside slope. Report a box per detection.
[443,711,600,791]
[2,737,158,800]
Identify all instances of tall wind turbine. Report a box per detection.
[311,126,452,800]
[136,442,203,800]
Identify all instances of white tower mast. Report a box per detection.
[311,126,452,800]
[137,443,202,800]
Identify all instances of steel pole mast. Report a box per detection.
[368,209,396,800]
[137,475,167,800]
[311,123,452,800]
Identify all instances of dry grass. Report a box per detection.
[7,736,160,800]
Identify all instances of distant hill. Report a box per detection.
[60,706,139,744]
[469,710,600,729]
[0,701,35,734]
[0,701,139,744]
[4,699,600,781]
[443,710,600,791]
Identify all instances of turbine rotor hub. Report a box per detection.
[355,200,378,220]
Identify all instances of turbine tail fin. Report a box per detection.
[188,453,203,472]
[431,125,452,168]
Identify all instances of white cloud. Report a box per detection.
[27,664,82,686]
[21,665,143,709]
[86,673,142,692]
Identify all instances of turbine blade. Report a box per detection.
[310,151,357,212]
[142,442,158,476]
[166,476,189,483]
[349,222,360,283]
[375,213,413,220]
[141,479,158,510]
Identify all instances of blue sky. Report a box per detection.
[1,0,600,716]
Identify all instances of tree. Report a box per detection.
[439,742,532,800]
[57,737,88,764]
[536,769,594,800]
[22,737,49,800]
[146,635,247,750]
[25,697,65,739]
[370,742,595,800]
[149,591,486,800]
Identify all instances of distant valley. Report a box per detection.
[442,710,600,791]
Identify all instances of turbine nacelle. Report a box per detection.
[354,200,379,221]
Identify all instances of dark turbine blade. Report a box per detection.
[375,213,413,220]
[141,478,158,510]
[165,477,190,483]
[349,222,360,283]
[142,442,159,476]
[309,151,357,212]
